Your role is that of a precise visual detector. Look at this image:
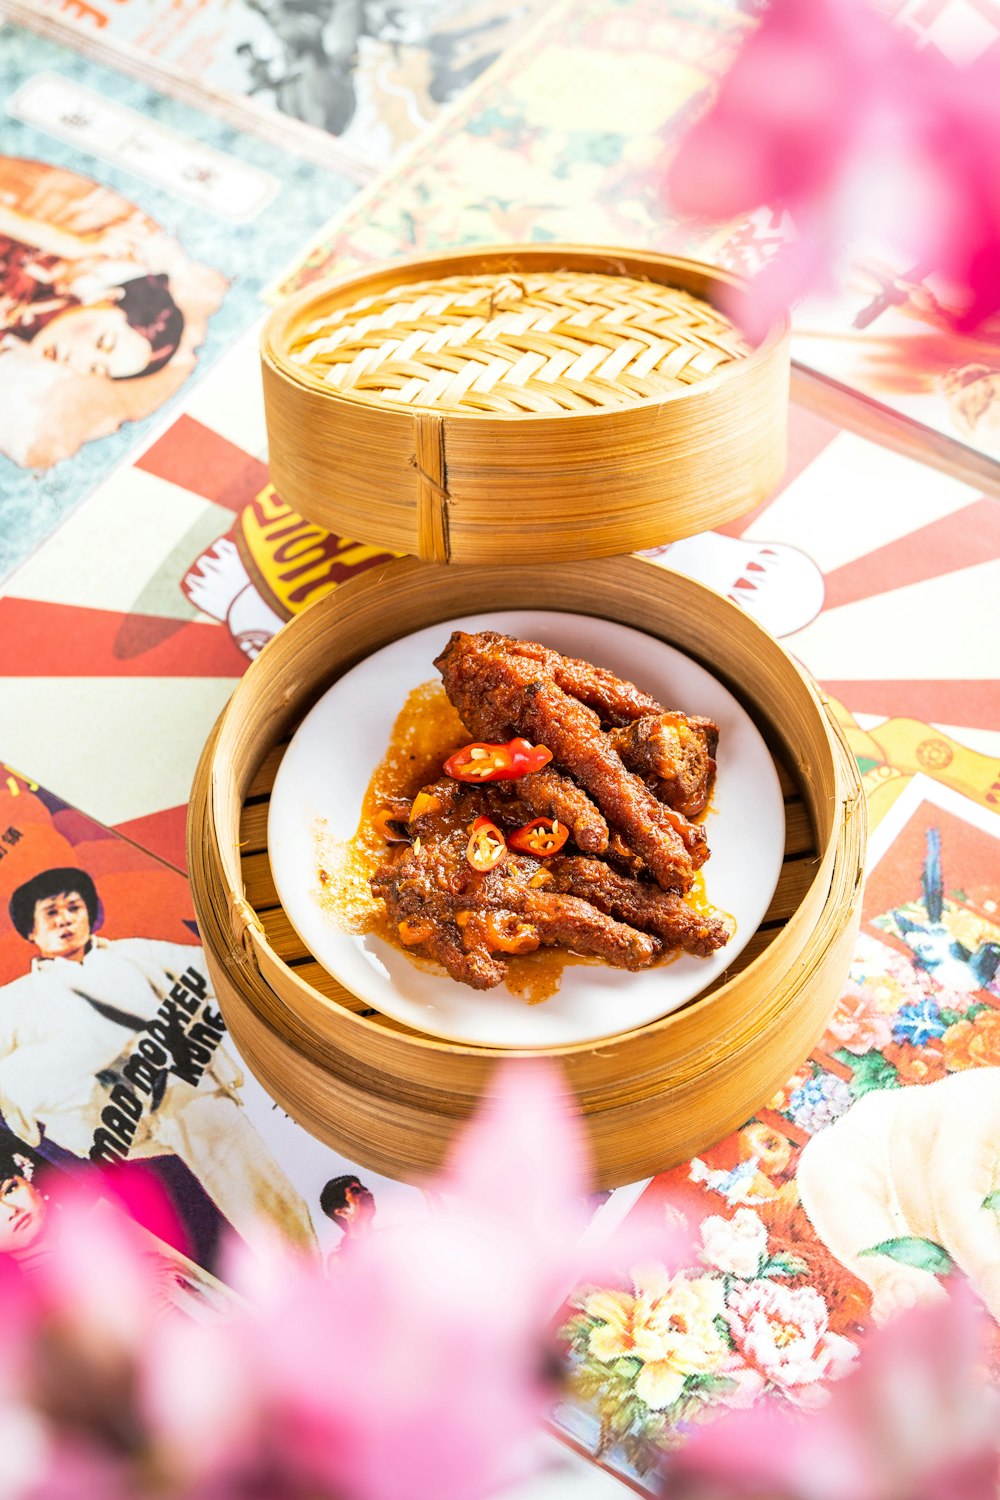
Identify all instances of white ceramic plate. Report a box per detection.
[268,611,785,1048]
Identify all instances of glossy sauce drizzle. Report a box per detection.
[313,680,467,938]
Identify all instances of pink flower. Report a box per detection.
[3,1063,667,1500]
[724,1278,857,1405]
[663,0,1000,336]
[0,1182,176,1499]
[143,1063,598,1500]
[666,1280,998,1500]
[667,0,893,220]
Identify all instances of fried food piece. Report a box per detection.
[435,630,704,893]
[370,827,658,990]
[406,773,608,854]
[509,885,660,970]
[546,856,732,957]
[504,637,663,725]
[609,712,718,818]
[506,767,609,853]
[409,916,509,990]
[604,831,647,879]
[370,819,501,988]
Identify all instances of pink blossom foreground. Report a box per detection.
[0,1064,604,1500]
[4,1064,998,1500]
[664,0,1000,337]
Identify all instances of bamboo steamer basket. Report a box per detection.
[188,556,865,1188]
[261,245,790,564]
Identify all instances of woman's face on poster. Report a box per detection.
[0,1174,47,1254]
[32,303,153,379]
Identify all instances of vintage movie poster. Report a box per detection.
[29,0,548,165]
[552,774,1000,1489]
[0,762,436,1276]
[0,22,358,580]
[0,1130,238,1320]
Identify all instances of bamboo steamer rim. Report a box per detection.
[262,243,790,423]
[194,556,864,1070]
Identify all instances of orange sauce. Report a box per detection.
[313,681,467,936]
[504,948,597,1005]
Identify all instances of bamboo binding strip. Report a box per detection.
[261,245,790,564]
[188,556,866,1186]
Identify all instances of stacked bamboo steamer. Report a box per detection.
[261,245,788,561]
[188,245,865,1187]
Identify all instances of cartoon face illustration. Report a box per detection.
[641,533,825,638]
[181,489,396,659]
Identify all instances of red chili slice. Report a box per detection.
[507,817,569,857]
[466,816,507,872]
[443,738,552,782]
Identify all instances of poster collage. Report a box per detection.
[0,0,999,1491]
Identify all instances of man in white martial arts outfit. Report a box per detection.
[0,867,316,1252]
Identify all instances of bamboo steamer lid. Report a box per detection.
[261,245,790,564]
[187,557,866,1186]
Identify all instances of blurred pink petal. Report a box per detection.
[665,1278,998,1500]
[667,0,894,219]
[6,1065,685,1500]
[91,1163,192,1261]
[143,1062,633,1500]
[663,0,1000,334]
[28,1180,164,1365]
[912,59,1000,328]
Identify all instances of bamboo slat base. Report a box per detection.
[188,556,866,1188]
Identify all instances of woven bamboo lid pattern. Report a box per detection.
[289,271,751,415]
[262,245,790,564]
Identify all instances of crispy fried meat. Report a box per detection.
[546,856,733,957]
[370,826,659,990]
[505,766,609,853]
[608,712,718,818]
[502,635,663,725]
[434,630,705,893]
[407,772,608,854]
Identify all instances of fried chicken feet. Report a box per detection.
[370,779,731,991]
[371,830,659,990]
[368,630,729,992]
[435,630,714,893]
